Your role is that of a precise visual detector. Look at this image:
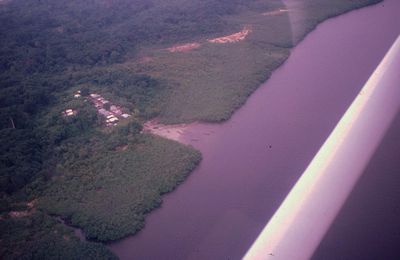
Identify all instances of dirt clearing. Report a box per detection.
[167,43,201,53]
[262,8,289,16]
[143,120,189,142]
[208,27,252,44]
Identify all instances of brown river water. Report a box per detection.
[312,109,400,260]
[110,1,400,259]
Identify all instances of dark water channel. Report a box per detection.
[110,1,400,259]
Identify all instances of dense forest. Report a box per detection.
[0,0,274,73]
[0,0,276,194]
[0,0,382,258]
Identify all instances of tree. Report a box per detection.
[80,87,90,97]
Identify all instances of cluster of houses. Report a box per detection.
[62,90,131,127]
[88,93,131,127]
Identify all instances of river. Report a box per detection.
[110,1,400,259]
[312,110,400,260]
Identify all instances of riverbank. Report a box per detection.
[109,0,399,258]
[121,0,382,124]
[244,35,400,260]
[0,0,386,258]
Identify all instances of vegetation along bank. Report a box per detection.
[0,0,381,258]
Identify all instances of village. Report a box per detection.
[62,90,131,127]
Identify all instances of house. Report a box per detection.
[110,105,122,115]
[98,108,111,117]
[107,117,118,123]
[106,116,119,126]
[74,90,81,98]
[86,93,132,127]
[90,93,100,98]
[62,109,76,117]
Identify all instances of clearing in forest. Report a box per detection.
[167,43,201,53]
[207,27,252,44]
[262,8,289,16]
